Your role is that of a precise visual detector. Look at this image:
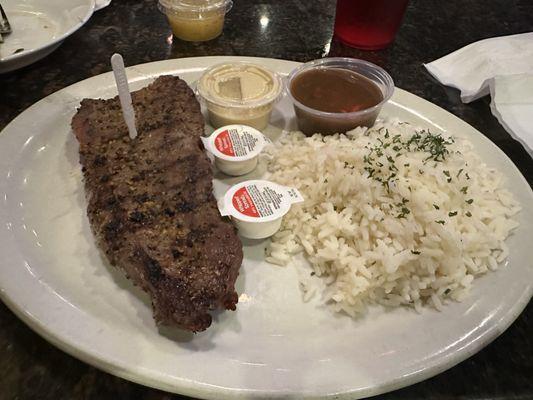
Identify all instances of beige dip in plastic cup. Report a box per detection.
[158,0,232,42]
[197,62,283,130]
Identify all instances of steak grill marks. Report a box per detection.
[71,76,243,332]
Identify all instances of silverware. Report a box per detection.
[0,4,12,43]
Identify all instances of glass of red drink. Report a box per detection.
[334,0,409,50]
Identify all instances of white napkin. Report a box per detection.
[489,73,533,156]
[424,33,533,103]
[424,33,533,155]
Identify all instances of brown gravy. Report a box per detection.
[290,68,383,113]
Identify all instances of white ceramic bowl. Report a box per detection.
[0,0,104,73]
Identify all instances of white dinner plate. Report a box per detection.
[0,56,532,399]
[0,0,105,73]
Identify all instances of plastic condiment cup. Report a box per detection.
[197,62,283,130]
[219,180,304,239]
[287,57,394,136]
[201,124,268,176]
[158,0,232,42]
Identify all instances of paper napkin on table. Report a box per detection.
[424,33,533,156]
[489,73,533,156]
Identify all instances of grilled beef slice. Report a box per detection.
[71,75,243,332]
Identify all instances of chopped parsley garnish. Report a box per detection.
[466,199,474,204]
[460,186,468,194]
[433,204,440,210]
[411,250,421,255]
[405,130,455,162]
[466,211,472,217]
[397,207,411,219]
[435,220,446,225]
[364,166,375,178]
[448,211,458,217]
[362,128,455,200]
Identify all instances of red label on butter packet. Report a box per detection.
[214,130,236,156]
[205,125,266,161]
[232,187,260,217]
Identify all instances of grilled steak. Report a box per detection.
[71,75,243,332]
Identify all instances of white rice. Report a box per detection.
[265,120,521,316]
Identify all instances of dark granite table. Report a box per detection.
[1,0,532,398]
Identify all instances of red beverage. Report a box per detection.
[334,0,409,50]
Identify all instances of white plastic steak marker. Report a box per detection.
[111,53,138,140]
[202,124,268,176]
[219,180,304,239]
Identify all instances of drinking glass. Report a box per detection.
[334,0,409,50]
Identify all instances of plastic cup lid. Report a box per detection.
[219,180,304,223]
[202,125,268,161]
[158,0,231,13]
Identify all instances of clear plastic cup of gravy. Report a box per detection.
[158,0,232,42]
[287,57,394,136]
[197,62,283,130]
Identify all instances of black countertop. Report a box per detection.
[0,0,532,398]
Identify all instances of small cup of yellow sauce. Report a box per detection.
[158,0,233,42]
[197,62,283,130]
